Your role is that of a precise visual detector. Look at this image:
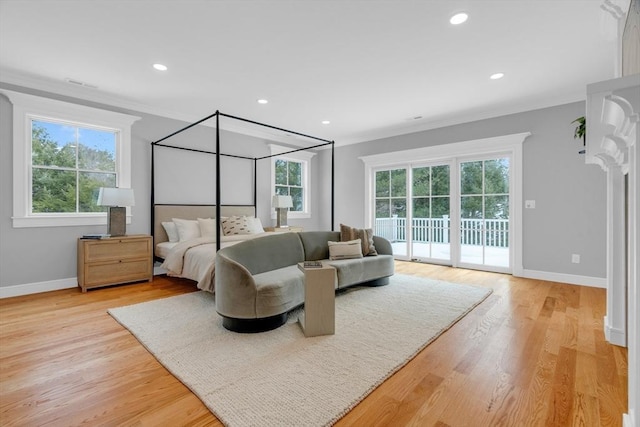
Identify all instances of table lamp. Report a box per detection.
[272,195,293,228]
[97,187,135,236]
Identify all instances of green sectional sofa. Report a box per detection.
[215,231,394,332]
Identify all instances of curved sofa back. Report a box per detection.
[298,231,341,260]
[218,232,304,275]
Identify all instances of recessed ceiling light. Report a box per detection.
[153,63,168,71]
[450,12,468,25]
[490,72,505,80]
[257,99,269,104]
[321,120,331,125]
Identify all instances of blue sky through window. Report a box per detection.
[33,119,116,158]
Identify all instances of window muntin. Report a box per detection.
[30,119,118,214]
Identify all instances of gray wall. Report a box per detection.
[326,101,606,278]
[0,83,605,288]
[0,85,326,288]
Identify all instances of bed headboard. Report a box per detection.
[153,204,256,246]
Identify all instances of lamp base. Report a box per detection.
[107,206,126,236]
[276,208,288,228]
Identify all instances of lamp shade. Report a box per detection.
[272,195,293,208]
[97,187,135,207]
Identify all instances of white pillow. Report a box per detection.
[161,221,179,243]
[328,239,363,260]
[197,217,217,238]
[221,216,252,235]
[172,218,201,241]
[247,217,264,234]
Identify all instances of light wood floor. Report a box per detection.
[0,262,628,426]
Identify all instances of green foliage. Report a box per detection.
[31,122,116,214]
[459,159,509,219]
[572,116,586,142]
[375,160,509,220]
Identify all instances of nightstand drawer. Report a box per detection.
[83,238,150,262]
[83,259,152,286]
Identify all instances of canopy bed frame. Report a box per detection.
[150,110,335,253]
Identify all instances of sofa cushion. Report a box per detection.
[253,265,305,318]
[326,254,394,288]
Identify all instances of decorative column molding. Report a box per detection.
[586,73,639,427]
[601,0,630,76]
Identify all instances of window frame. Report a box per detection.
[269,144,315,219]
[4,90,140,228]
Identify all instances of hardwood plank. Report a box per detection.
[0,262,628,426]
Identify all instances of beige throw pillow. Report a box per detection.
[328,239,364,260]
[340,224,377,256]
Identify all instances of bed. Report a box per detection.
[154,204,269,292]
[150,111,336,293]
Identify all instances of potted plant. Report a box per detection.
[572,116,586,154]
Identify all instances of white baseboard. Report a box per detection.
[604,315,628,347]
[623,413,635,427]
[520,269,606,288]
[1,269,168,299]
[0,277,77,299]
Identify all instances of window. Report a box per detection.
[31,119,117,214]
[275,159,304,211]
[270,144,315,219]
[5,90,140,227]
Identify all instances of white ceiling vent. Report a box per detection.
[64,78,98,89]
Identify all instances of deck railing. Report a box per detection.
[375,216,509,247]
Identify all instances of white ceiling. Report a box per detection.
[0,0,624,146]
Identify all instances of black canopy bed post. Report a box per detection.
[150,139,155,239]
[215,110,221,252]
[253,158,258,209]
[331,140,335,231]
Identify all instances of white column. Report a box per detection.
[604,164,627,346]
[586,73,639,427]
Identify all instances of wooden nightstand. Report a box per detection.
[264,226,304,233]
[77,235,153,292]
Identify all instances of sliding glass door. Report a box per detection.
[375,168,408,257]
[374,164,451,263]
[372,155,511,272]
[459,158,510,269]
[411,165,451,262]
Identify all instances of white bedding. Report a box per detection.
[160,233,268,292]
[156,241,177,259]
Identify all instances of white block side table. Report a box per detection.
[297,262,336,337]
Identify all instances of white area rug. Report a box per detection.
[108,274,492,426]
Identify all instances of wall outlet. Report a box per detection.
[525,200,536,209]
[571,254,580,264]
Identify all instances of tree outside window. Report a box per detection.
[31,119,117,214]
